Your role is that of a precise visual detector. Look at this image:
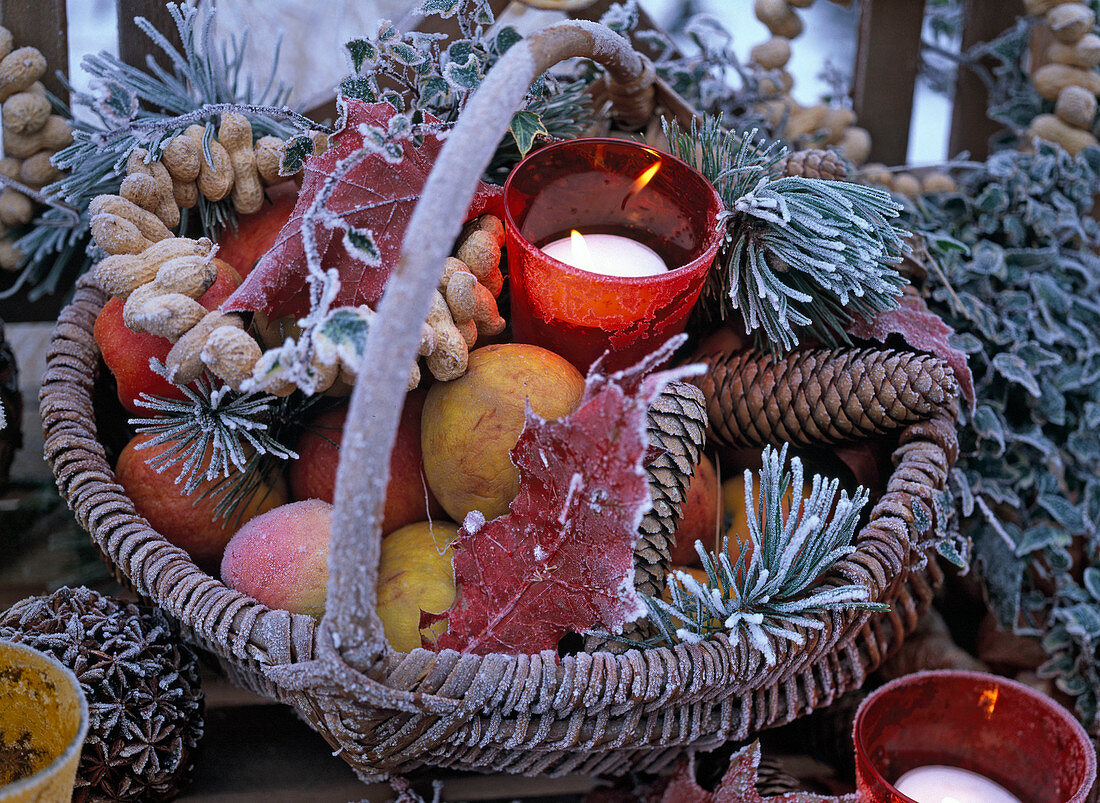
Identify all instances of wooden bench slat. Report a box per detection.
[0,0,69,103]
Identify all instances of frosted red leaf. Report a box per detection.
[428,340,693,656]
[847,296,975,406]
[224,99,502,319]
[659,742,859,802]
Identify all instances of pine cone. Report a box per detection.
[781,148,849,180]
[695,347,958,449]
[635,381,708,598]
[587,381,707,652]
[0,587,204,802]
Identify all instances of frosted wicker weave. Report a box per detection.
[39,20,956,781]
[40,275,952,779]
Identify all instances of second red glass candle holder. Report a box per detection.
[853,670,1096,803]
[502,138,723,372]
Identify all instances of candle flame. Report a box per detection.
[979,686,999,719]
[621,160,661,209]
[631,161,661,193]
[569,229,593,272]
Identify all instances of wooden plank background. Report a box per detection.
[0,0,68,101]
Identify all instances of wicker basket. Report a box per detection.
[40,21,956,781]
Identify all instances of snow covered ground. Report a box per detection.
[65,0,951,162]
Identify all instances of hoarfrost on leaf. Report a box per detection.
[428,338,696,656]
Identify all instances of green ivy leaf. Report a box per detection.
[972,405,1006,455]
[1014,523,1069,556]
[1084,568,1100,603]
[345,227,382,267]
[340,75,378,103]
[992,352,1041,397]
[279,134,315,175]
[388,42,426,67]
[494,25,522,56]
[416,0,462,17]
[443,51,482,92]
[976,184,1009,214]
[1037,493,1087,535]
[345,38,377,72]
[1058,603,1100,640]
[508,110,548,158]
[936,539,968,568]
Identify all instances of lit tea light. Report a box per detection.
[540,230,668,278]
[894,765,1022,803]
[852,670,1096,803]
[503,138,724,371]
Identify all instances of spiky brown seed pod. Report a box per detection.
[0,587,204,802]
[694,346,958,449]
[781,148,848,180]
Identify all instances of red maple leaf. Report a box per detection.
[847,296,975,407]
[429,341,694,656]
[658,742,859,803]
[224,99,502,319]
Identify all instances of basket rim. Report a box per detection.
[39,274,958,764]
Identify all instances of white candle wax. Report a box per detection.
[541,231,668,278]
[894,765,1022,803]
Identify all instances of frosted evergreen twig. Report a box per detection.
[637,444,885,664]
[97,102,329,146]
[0,174,79,221]
[130,366,297,497]
[664,116,909,351]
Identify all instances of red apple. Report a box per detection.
[288,388,446,534]
[669,454,721,566]
[215,181,298,276]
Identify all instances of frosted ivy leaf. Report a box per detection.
[341,75,378,104]
[599,0,639,34]
[343,227,382,268]
[91,79,138,126]
[416,0,463,18]
[345,38,379,72]
[443,52,483,92]
[314,307,371,370]
[388,41,427,68]
[280,133,316,175]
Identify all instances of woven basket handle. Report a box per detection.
[321,21,656,672]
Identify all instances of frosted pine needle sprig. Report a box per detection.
[663,116,908,351]
[130,368,297,497]
[643,444,886,665]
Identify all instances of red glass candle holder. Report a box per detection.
[853,670,1096,803]
[503,137,724,372]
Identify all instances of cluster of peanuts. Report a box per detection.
[749,0,872,166]
[90,205,507,394]
[1026,0,1100,155]
[0,26,74,271]
[252,217,507,395]
[858,165,958,198]
[107,112,327,233]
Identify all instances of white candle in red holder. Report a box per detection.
[540,230,669,278]
[893,765,1022,803]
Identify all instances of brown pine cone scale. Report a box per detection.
[694,347,958,449]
